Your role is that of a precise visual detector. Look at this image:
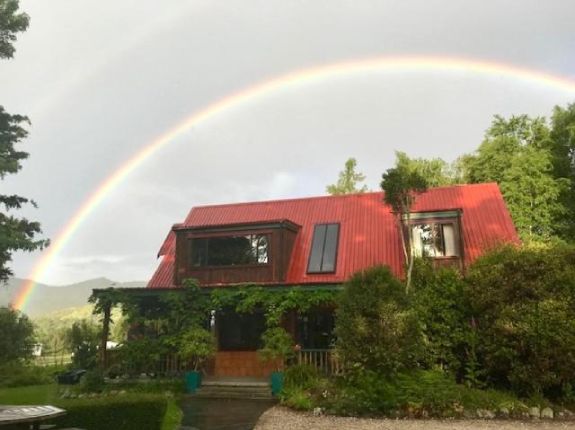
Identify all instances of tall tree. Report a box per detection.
[459,115,566,241]
[549,103,575,241]
[0,306,34,362]
[381,152,428,293]
[326,157,368,195]
[0,0,48,283]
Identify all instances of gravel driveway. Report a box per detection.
[255,407,575,430]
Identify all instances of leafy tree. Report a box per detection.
[381,152,428,292]
[459,115,567,240]
[326,157,368,195]
[1,1,48,283]
[0,306,34,362]
[0,0,29,60]
[549,103,575,241]
[65,320,100,369]
[394,151,458,187]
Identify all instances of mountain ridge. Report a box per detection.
[0,277,147,316]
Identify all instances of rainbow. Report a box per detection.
[13,55,575,311]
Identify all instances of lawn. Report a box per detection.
[0,383,182,430]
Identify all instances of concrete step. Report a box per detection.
[193,383,274,400]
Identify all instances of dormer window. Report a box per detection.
[307,223,340,273]
[191,234,269,267]
[405,210,462,260]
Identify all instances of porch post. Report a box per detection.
[99,302,111,369]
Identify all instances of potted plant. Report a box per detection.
[177,327,216,393]
[258,326,294,396]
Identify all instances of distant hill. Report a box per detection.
[0,277,146,317]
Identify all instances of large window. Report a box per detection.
[190,234,269,267]
[307,223,340,273]
[411,222,459,258]
[217,308,266,351]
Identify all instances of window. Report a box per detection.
[412,222,459,258]
[190,234,269,267]
[307,223,339,273]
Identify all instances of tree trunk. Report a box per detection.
[99,303,111,369]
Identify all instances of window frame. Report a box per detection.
[188,232,272,269]
[404,210,463,262]
[306,223,340,274]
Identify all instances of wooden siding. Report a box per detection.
[173,222,299,286]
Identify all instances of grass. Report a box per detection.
[0,383,183,430]
[0,384,57,404]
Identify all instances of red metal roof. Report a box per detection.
[147,183,519,289]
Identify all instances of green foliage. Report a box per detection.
[0,4,48,282]
[466,244,575,396]
[0,306,34,362]
[549,103,575,241]
[281,386,315,410]
[284,364,321,390]
[0,0,29,59]
[65,320,100,369]
[381,152,429,214]
[330,370,525,417]
[394,151,459,187]
[411,259,468,373]
[0,362,57,387]
[326,157,368,195]
[459,114,568,240]
[118,337,166,377]
[258,327,294,370]
[335,266,421,376]
[170,327,216,371]
[80,368,106,393]
[210,284,339,327]
[53,394,168,430]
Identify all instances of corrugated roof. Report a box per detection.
[147,183,519,289]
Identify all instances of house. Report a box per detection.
[144,183,518,378]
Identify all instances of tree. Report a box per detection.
[0,0,29,60]
[0,306,34,362]
[394,151,458,187]
[0,1,48,283]
[326,157,368,195]
[459,115,567,240]
[65,320,100,369]
[549,103,575,241]
[381,152,428,292]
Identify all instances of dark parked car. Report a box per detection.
[56,369,86,385]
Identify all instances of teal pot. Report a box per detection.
[270,371,284,396]
[185,371,202,393]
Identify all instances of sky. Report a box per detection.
[2,0,575,286]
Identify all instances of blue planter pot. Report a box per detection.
[270,371,284,396]
[185,371,202,393]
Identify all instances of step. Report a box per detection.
[193,383,274,400]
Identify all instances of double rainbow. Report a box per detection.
[13,55,575,311]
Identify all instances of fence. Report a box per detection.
[295,349,342,375]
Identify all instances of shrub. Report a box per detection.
[335,266,422,376]
[53,394,168,430]
[258,327,294,371]
[281,387,315,410]
[0,362,57,387]
[65,320,100,370]
[0,307,34,363]
[411,259,468,374]
[284,364,321,390]
[329,370,526,418]
[466,244,575,397]
[80,369,106,393]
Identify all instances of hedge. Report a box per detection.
[52,394,168,430]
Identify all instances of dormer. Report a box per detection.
[172,219,300,286]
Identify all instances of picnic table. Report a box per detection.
[0,405,66,429]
